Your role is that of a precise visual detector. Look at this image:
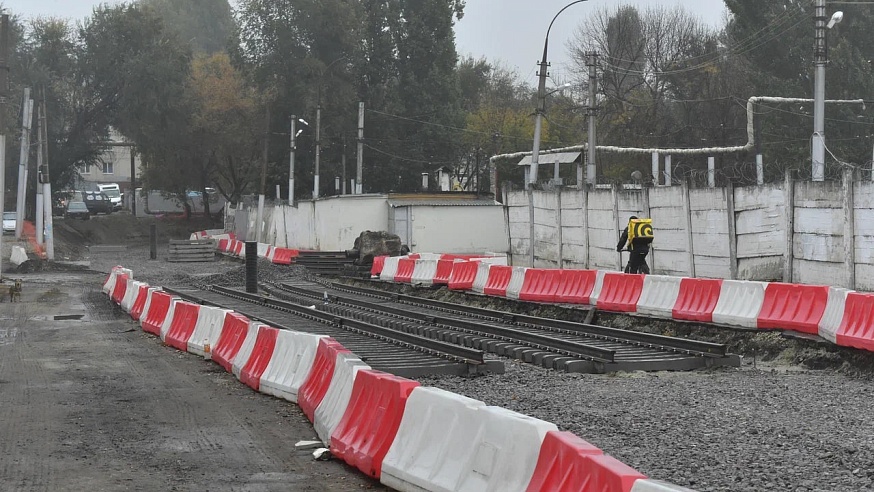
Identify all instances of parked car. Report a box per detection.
[83,190,113,215]
[65,201,90,220]
[97,183,123,211]
[2,212,15,233]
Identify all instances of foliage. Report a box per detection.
[139,0,235,54]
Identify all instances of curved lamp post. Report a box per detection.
[288,117,308,203]
[529,0,587,188]
[811,2,843,181]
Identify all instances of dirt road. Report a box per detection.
[0,271,383,491]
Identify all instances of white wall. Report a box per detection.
[408,205,509,254]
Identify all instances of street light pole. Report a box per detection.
[530,0,587,189]
[314,102,321,199]
[812,0,842,181]
[289,115,296,203]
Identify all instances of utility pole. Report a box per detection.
[754,101,764,185]
[0,15,9,278]
[356,102,364,194]
[812,0,827,182]
[130,146,136,216]
[256,104,269,242]
[314,103,321,199]
[39,90,53,260]
[288,115,296,203]
[35,91,44,245]
[341,135,347,195]
[16,88,33,239]
[530,53,548,188]
[586,51,599,187]
[812,1,843,181]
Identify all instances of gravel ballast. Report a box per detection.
[87,242,874,492]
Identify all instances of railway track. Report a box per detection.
[205,278,738,373]
[294,279,741,372]
[163,286,499,378]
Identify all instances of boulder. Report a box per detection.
[353,231,403,265]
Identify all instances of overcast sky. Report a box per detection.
[5,0,729,85]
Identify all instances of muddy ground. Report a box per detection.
[0,213,385,491]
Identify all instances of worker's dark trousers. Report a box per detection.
[624,250,650,274]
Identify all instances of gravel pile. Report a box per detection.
[89,245,874,492]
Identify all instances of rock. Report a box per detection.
[352,231,402,265]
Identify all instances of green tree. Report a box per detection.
[139,0,235,54]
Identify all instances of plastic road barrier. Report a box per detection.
[110,273,129,305]
[257,243,270,258]
[187,306,232,358]
[272,248,298,265]
[757,283,830,335]
[448,261,478,291]
[410,259,438,286]
[231,321,264,379]
[380,256,402,282]
[672,278,723,323]
[395,258,416,284]
[238,324,279,391]
[217,238,229,253]
[454,406,557,492]
[212,313,252,372]
[371,255,388,277]
[524,431,604,492]
[636,275,682,318]
[519,269,562,304]
[380,387,487,492]
[471,261,492,294]
[129,286,156,322]
[554,269,599,305]
[330,370,420,479]
[162,301,201,351]
[298,338,351,423]
[259,330,326,402]
[141,291,175,336]
[596,273,645,312]
[432,259,455,286]
[833,292,874,351]
[818,288,852,344]
[313,353,371,446]
[505,267,529,300]
[483,264,513,297]
[119,279,141,313]
[711,280,768,329]
[232,240,244,257]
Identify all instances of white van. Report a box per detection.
[97,183,123,211]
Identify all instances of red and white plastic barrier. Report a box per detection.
[818,287,852,344]
[380,256,402,282]
[556,269,600,305]
[597,273,645,313]
[238,324,280,391]
[298,338,351,422]
[636,275,682,318]
[129,286,156,322]
[505,266,529,300]
[212,313,252,372]
[711,280,767,328]
[394,258,416,284]
[188,306,232,358]
[483,264,513,297]
[259,330,326,402]
[141,291,176,336]
[410,259,438,286]
[471,261,493,294]
[314,353,371,446]
[230,321,264,379]
[448,261,478,291]
[162,300,201,351]
[672,278,723,323]
[757,283,829,335]
[831,292,874,351]
[330,370,420,479]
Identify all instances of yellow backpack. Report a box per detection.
[626,218,654,247]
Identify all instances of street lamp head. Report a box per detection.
[295,129,304,138]
[298,118,309,126]
[827,11,843,29]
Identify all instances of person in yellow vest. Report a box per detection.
[616,215,653,274]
